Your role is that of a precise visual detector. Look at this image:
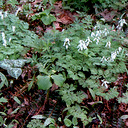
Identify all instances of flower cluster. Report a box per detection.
[91,28,109,44]
[101,47,122,63]
[0,11,16,46]
[77,37,92,51]
[116,19,127,30]
[0,11,8,20]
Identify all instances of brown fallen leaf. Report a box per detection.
[99,9,117,21]
[24,96,29,105]
[56,13,73,24]
[53,21,62,31]
[51,84,59,92]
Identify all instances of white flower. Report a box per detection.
[9,38,12,42]
[2,32,7,47]
[62,29,65,32]
[15,7,22,16]
[96,30,101,37]
[77,40,88,51]
[117,19,127,30]
[3,39,7,47]
[105,41,111,48]
[4,11,8,17]
[101,56,107,62]
[110,51,117,61]
[93,36,100,45]
[101,79,109,88]
[116,47,122,54]
[118,47,122,52]
[2,32,5,39]
[103,28,109,36]
[0,11,4,19]
[85,37,92,45]
[119,19,127,27]
[63,38,70,49]
[91,32,95,37]
[12,26,16,32]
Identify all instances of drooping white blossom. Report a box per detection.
[4,11,8,17]
[2,32,7,47]
[110,52,117,62]
[117,19,127,30]
[77,40,88,51]
[118,47,122,52]
[105,41,111,48]
[91,32,95,37]
[15,7,22,16]
[0,11,4,20]
[103,28,109,36]
[93,36,100,45]
[101,79,109,88]
[12,26,16,32]
[63,38,70,49]
[9,38,12,42]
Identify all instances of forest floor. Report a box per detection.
[0,0,128,128]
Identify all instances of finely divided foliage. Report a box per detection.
[0,2,128,127]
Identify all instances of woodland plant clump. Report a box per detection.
[35,16,128,126]
[0,0,128,127]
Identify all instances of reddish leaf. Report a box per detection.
[99,9,117,21]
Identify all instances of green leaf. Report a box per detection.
[64,118,72,127]
[51,74,65,86]
[28,80,34,91]
[0,97,8,103]
[89,88,95,100]
[0,72,8,89]
[0,116,4,126]
[7,0,18,7]
[49,124,56,128]
[72,117,78,125]
[0,112,6,116]
[41,15,56,25]
[32,115,46,119]
[10,107,20,114]
[40,9,50,15]
[37,75,52,90]
[13,96,21,104]
[7,124,14,128]
[44,118,53,127]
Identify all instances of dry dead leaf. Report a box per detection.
[24,96,29,105]
[56,13,73,24]
[99,9,117,21]
[51,84,59,92]
[53,21,62,31]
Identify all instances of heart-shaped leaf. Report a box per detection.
[37,75,52,90]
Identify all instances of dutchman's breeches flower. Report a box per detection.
[105,41,111,48]
[0,11,4,20]
[63,38,70,49]
[12,26,16,32]
[77,40,87,51]
[101,79,109,89]
[117,19,127,30]
[2,32,7,47]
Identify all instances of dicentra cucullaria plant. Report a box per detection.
[0,8,127,127]
[36,15,127,126]
[0,10,45,79]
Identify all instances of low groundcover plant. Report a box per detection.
[0,8,127,127]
